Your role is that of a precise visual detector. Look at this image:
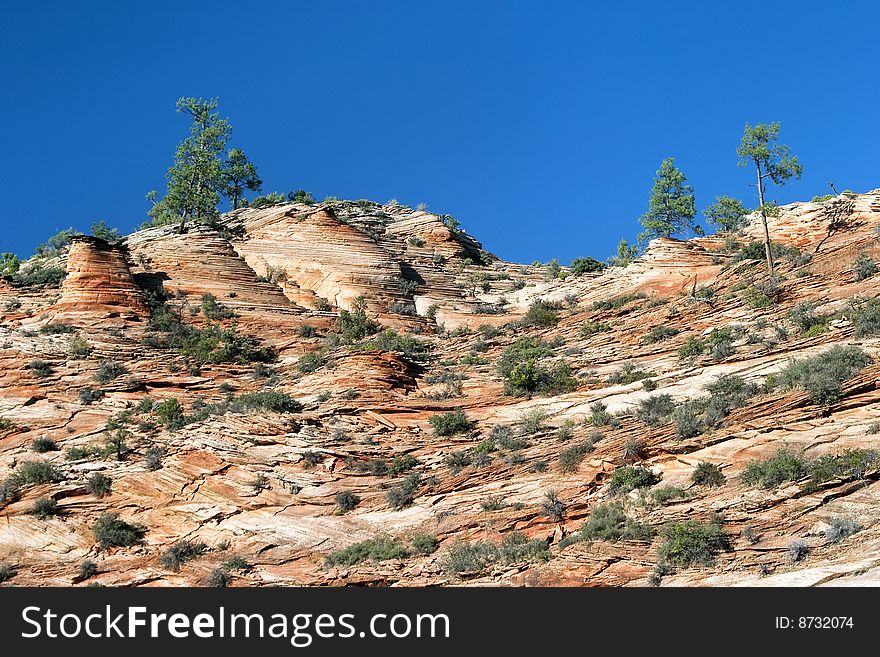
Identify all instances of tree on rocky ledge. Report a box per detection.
[147,97,260,231]
[736,122,802,275]
[638,157,700,241]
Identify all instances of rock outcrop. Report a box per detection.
[53,236,148,318]
[1,191,880,588]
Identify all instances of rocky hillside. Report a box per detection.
[2,193,880,587]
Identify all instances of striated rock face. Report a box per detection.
[54,236,148,317]
[2,191,880,588]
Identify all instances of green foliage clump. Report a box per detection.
[558,441,594,473]
[580,321,610,337]
[27,359,54,378]
[606,362,654,385]
[92,512,147,549]
[788,301,831,335]
[39,323,75,335]
[429,409,473,436]
[636,394,676,426]
[95,360,127,383]
[411,533,438,555]
[592,292,647,311]
[607,466,659,495]
[325,537,409,566]
[704,195,748,232]
[741,448,808,489]
[334,490,360,512]
[86,473,113,498]
[691,462,726,487]
[366,329,431,361]
[678,336,706,359]
[853,254,877,281]
[658,516,730,567]
[337,297,380,342]
[200,293,235,320]
[570,257,606,275]
[496,336,577,397]
[442,532,549,575]
[521,300,561,328]
[386,473,422,510]
[31,437,58,453]
[776,345,871,404]
[31,496,62,518]
[228,391,302,413]
[159,540,209,571]
[579,502,655,542]
[642,325,680,344]
[851,298,880,337]
[5,460,62,488]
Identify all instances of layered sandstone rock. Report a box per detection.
[2,191,880,588]
[53,236,148,317]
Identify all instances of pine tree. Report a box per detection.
[704,196,748,232]
[222,148,262,209]
[639,157,700,240]
[147,97,232,232]
[736,122,802,274]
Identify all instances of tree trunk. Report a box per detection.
[756,163,774,275]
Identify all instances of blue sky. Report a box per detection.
[1,1,878,264]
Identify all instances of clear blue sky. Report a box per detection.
[1,1,878,264]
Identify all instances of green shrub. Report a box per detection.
[411,533,438,555]
[159,540,209,571]
[588,401,612,426]
[691,462,725,487]
[850,298,880,337]
[12,265,66,287]
[335,490,360,512]
[92,512,146,548]
[788,540,808,563]
[228,391,302,413]
[742,285,774,309]
[95,360,127,382]
[325,537,409,566]
[444,450,472,473]
[517,408,547,434]
[558,441,593,473]
[651,486,688,505]
[442,540,498,575]
[0,564,17,583]
[200,293,235,320]
[643,325,680,344]
[78,387,104,404]
[776,345,871,404]
[6,460,61,488]
[429,410,473,436]
[40,323,75,334]
[672,402,703,439]
[144,447,166,471]
[825,516,860,543]
[297,349,327,373]
[386,473,421,510]
[337,297,380,342]
[77,560,98,582]
[808,448,879,484]
[580,502,654,542]
[368,329,431,361]
[206,567,231,588]
[85,472,113,497]
[741,448,808,488]
[592,292,647,311]
[222,556,252,573]
[541,491,566,521]
[853,254,877,281]
[31,437,58,453]
[658,517,730,567]
[387,454,419,475]
[442,533,549,575]
[606,362,653,385]
[678,336,706,359]
[636,394,676,426]
[580,321,610,337]
[521,300,561,327]
[608,466,659,495]
[788,302,831,335]
[154,399,185,430]
[570,257,606,275]
[27,359,53,378]
[31,496,61,518]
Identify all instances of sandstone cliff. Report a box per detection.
[1,193,879,587]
